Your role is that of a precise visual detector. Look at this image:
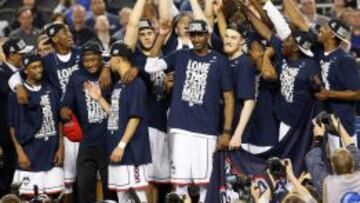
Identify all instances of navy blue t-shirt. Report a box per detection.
[163,49,233,135]
[107,78,151,165]
[230,54,257,131]
[61,67,110,146]
[7,83,60,172]
[132,47,169,132]
[270,36,320,126]
[42,48,80,97]
[318,48,360,135]
[243,77,280,146]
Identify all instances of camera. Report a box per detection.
[267,157,286,180]
[225,175,253,202]
[315,111,337,134]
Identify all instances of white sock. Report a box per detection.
[135,190,148,202]
[117,191,132,203]
[64,185,73,194]
[175,185,188,196]
[199,186,207,202]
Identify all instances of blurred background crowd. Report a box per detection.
[0,0,360,61]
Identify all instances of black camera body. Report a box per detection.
[267,157,286,180]
[315,111,337,134]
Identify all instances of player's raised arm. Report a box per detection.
[124,0,147,51]
[261,47,278,81]
[243,5,273,41]
[159,0,171,23]
[283,0,311,32]
[150,20,172,57]
[212,0,226,40]
[249,0,272,27]
[262,0,291,40]
[189,0,212,32]
[204,0,215,29]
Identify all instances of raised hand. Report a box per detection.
[212,0,223,15]
[84,81,102,101]
[312,119,325,137]
[159,20,172,36]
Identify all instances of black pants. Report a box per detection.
[0,126,15,198]
[76,144,116,203]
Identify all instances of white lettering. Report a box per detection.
[108,88,121,130]
[35,94,56,140]
[320,60,331,90]
[84,82,107,123]
[57,64,79,94]
[280,63,300,103]
[181,59,210,106]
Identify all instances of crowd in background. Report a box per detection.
[1,0,360,203]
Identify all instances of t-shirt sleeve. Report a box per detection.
[162,50,179,72]
[236,60,257,100]
[128,81,147,118]
[210,32,224,53]
[269,35,283,66]
[337,56,360,90]
[162,32,178,55]
[220,59,233,92]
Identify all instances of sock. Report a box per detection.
[135,190,147,202]
[199,186,207,202]
[64,185,73,194]
[175,186,188,196]
[117,191,131,203]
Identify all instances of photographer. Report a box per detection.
[252,159,316,203]
[305,115,360,202]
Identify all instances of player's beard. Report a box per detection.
[31,75,43,85]
[139,42,153,52]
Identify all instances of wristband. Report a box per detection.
[222,129,232,135]
[117,141,127,150]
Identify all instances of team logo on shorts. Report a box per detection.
[22,177,31,186]
[134,167,140,183]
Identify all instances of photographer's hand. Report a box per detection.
[283,158,295,179]
[330,115,354,146]
[284,159,312,197]
[312,119,325,138]
[251,181,261,202]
